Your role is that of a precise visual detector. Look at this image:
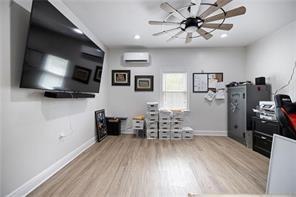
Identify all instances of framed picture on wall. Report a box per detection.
[72,65,92,84]
[94,66,103,82]
[95,109,107,142]
[135,75,154,92]
[112,70,130,86]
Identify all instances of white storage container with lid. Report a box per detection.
[182,127,194,139]
[132,120,144,130]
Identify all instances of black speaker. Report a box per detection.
[44,91,95,99]
[255,77,266,85]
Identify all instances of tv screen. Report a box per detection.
[20,0,105,93]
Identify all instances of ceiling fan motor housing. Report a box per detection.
[184,17,203,33]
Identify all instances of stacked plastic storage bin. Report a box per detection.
[182,127,194,139]
[132,115,145,138]
[146,102,159,139]
[159,109,172,140]
[171,110,184,140]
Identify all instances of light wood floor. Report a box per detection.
[29,135,269,197]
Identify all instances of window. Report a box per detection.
[162,73,189,111]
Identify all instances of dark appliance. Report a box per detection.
[20,0,105,96]
[255,77,266,85]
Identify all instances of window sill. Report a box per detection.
[165,108,190,113]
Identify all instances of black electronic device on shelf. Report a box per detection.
[19,0,105,98]
[44,91,95,99]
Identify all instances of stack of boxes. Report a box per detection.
[170,110,184,140]
[143,102,193,140]
[132,115,145,138]
[159,109,172,140]
[146,102,159,139]
[182,127,194,139]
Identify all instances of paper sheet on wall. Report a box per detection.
[216,82,225,90]
[208,74,218,89]
[205,90,216,102]
[194,74,208,92]
[209,78,218,89]
[216,90,225,100]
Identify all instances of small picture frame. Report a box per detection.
[112,70,130,86]
[94,66,103,82]
[135,75,154,92]
[72,65,91,84]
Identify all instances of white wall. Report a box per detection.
[1,0,109,196]
[0,1,8,195]
[108,48,246,133]
[246,20,296,100]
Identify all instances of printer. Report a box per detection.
[257,101,276,121]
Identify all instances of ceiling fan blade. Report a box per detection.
[196,28,213,40]
[148,21,180,26]
[190,0,201,17]
[202,23,233,30]
[167,31,184,42]
[204,6,247,23]
[185,33,193,44]
[152,27,180,37]
[199,0,232,19]
[160,2,186,20]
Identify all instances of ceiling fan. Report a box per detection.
[148,0,246,44]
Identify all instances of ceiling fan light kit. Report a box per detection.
[149,0,246,44]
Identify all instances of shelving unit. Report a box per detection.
[146,102,159,139]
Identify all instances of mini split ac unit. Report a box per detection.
[123,52,150,64]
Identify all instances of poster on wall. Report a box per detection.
[193,73,208,93]
[94,109,107,142]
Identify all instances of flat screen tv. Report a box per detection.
[20,0,105,93]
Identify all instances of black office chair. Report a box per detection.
[274,94,296,140]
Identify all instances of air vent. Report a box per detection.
[123,52,150,64]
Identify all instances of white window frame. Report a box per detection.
[161,72,190,111]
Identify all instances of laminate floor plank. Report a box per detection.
[28,135,269,197]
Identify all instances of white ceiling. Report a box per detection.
[62,0,296,48]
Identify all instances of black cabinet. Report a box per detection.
[106,117,127,136]
[106,118,121,136]
[252,117,281,157]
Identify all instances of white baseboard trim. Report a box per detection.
[121,130,227,136]
[194,130,227,136]
[6,137,96,197]
[121,129,135,135]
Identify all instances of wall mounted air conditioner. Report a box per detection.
[123,52,150,64]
